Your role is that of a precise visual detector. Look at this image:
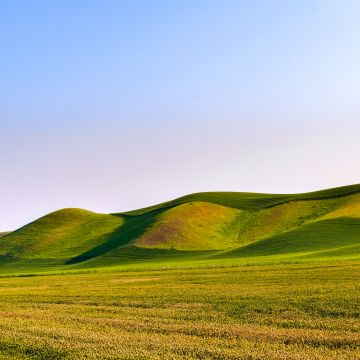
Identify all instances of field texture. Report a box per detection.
[0,261,358,359]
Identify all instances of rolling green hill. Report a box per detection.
[121,183,360,215]
[0,184,359,274]
[0,209,124,260]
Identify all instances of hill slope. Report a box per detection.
[0,184,359,274]
[0,209,124,260]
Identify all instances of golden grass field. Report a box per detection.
[0,261,359,359]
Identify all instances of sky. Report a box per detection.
[1,0,360,230]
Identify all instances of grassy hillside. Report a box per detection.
[217,218,360,258]
[0,209,124,260]
[134,202,242,250]
[0,184,359,274]
[121,183,360,215]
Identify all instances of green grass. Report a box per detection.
[0,184,359,358]
[133,202,242,250]
[0,209,124,260]
[217,218,360,258]
[0,261,358,359]
[121,183,360,215]
[0,184,359,274]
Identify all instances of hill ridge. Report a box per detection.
[120,183,360,216]
[0,183,359,274]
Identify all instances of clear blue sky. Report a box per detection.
[1,1,360,230]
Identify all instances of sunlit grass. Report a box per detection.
[0,261,358,359]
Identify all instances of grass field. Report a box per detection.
[0,261,358,359]
[0,185,359,358]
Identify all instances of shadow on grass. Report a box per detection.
[215,218,360,259]
[66,210,162,265]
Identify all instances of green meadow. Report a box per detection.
[0,262,359,359]
[0,184,359,358]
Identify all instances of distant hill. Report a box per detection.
[0,232,10,238]
[0,184,359,274]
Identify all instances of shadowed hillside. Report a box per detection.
[0,184,359,274]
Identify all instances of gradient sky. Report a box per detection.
[1,0,360,230]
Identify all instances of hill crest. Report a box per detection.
[0,184,359,274]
